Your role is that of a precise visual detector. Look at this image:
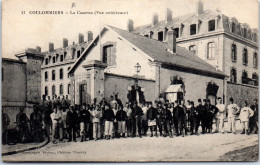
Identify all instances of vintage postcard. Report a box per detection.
[1,0,259,162]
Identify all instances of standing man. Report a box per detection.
[104,104,115,140]
[60,105,68,141]
[79,103,91,142]
[189,101,199,135]
[227,98,240,134]
[162,104,173,138]
[205,99,216,134]
[91,104,102,141]
[124,102,132,137]
[116,105,127,138]
[16,107,30,143]
[200,99,208,134]
[250,99,258,134]
[156,101,164,136]
[147,102,157,137]
[131,101,143,138]
[215,97,226,134]
[30,105,44,142]
[2,111,10,145]
[67,106,78,142]
[239,101,254,135]
[50,105,61,143]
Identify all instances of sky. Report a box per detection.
[2,0,259,59]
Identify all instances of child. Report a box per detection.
[239,101,254,135]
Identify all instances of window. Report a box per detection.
[52,56,56,63]
[103,45,113,65]
[45,71,48,81]
[243,28,247,38]
[72,49,76,59]
[230,68,237,83]
[77,50,81,58]
[232,22,236,33]
[68,84,71,94]
[60,55,64,62]
[158,31,163,41]
[242,48,248,65]
[52,70,55,80]
[60,84,63,95]
[252,73,258,86]
[231,44,237,61]
[173,28,179,38]
[60,68,63,79]
[81,48,84,53]
[208,20,215,31]
[45,58,48,65]
[56,54,59,62]
[190,24,196,35]
[253,52,258,68]
[68,67,71,78]
[144,35,149,37]
[207,42,216,59]
[52,85,56,96]
[189,45,196,54]
[45,86,48,96]
[242,71,248,84]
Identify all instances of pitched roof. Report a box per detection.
[133,10,221,34]
[107,25,226,78]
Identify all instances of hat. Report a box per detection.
[203,99,207,102]
[157,101,162,105]
[198,99,202,102]
[229,98,234,102]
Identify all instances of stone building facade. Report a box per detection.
[68,25,227,106]
[40,32,93,100]
[133,0,259,104]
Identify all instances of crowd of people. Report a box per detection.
[2,94,259,145]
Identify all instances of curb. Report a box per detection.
[2,140,50,156]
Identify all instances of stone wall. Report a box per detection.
[227,82,258,107]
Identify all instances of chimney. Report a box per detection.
[196,0,204,15]
[63,38,68,48]
[168,30,176,53]
[87,31,93,42]
[78,33,84,43]
[49,43,54,52]
[165,8,172,23]
[152,13,159,26]
[127,19,134,32]
[36,46,41,53]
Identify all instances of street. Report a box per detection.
[3,133,258,162]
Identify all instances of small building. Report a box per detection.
[68,25,227,106]
[2,49,43,128]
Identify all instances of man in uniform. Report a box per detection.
[30,105,44,142]
[2,111,10,144]
[156,101,164,136]
[131,101,143,138]
[162,104,173,138]
[147,102,157,137]
[189,101,199,135]
[250,99,258,134]
[67,106,78,142]
[201,99,208,134]
[16,107,30,143]
[205,99,217,134]
[79,103,91,142]
[175,100,185,137]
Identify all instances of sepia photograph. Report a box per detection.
[1,0,259,162]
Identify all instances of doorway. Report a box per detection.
[79,83,87,106]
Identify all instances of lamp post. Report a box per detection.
[134,63,141,103]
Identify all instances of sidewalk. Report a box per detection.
[2,140,49,156]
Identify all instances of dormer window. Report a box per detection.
[232,22,236,33]
[77,50,81,58]
[208,20,215,31]
[60,55,64,62]
[189,45,196,55]
[158,31,163,41]
[190,24,196,35]
[243,28,247,38]
[52,56,56,64]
